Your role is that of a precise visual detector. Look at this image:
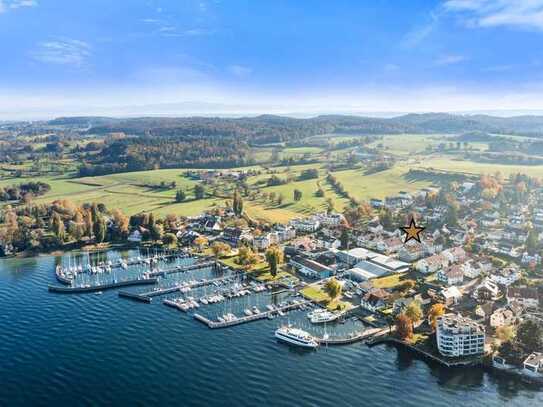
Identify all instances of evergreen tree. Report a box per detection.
[175,189,186,203]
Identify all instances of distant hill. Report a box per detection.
[47,112,543,143]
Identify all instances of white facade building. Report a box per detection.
[436,314,485,357]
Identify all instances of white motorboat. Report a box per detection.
[308,309,339,324]
[275,326,319,349]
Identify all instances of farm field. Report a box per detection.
[4,132,543,222]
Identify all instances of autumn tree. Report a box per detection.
[405,300,423,329]
[237,245,258,267]
[427,303,445,331]
[395,313,413,340]
[232,189,244,216]
[51,212,65,242]
[194,235,208,250]
[496,325,515,344]
[211,241,230,259]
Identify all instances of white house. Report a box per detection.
[415,254,448,274]
[490,266,521,286]
[289,217,321,233]
[523,353,543,379]
[437,265,464,286]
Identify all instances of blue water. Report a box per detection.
[0,251,541,406]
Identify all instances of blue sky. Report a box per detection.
[2,0,543,118]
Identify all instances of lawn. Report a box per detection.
[371,272,408,289]
[331,165,433,201]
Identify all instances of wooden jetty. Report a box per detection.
[48,277,158,294]
[192,301,312,329]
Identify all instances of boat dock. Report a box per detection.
[118,273,240,302]
[48,277,158,293]
[147,260,218,277]
[192,300,312,329]
[316,326,389,346]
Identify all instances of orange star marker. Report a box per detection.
[400,218,425,244]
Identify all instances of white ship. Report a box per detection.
[275,326,319,349]
[307,309,338,324]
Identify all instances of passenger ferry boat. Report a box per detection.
[307,309,338,324]
[275,326,319,349]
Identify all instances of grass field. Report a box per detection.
[4,133,542,222]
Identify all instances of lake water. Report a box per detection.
[0,250,541,406]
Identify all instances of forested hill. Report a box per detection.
[48,113,543,143]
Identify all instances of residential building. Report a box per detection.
[437,265,464,286]
[490,266,521,286]
[507,286,540,309]
[415,254,449,274]
[436,314,485,357]
[289,217,321,233]
[523,353,543,379]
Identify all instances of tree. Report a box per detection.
[380,208,393,230]
[324,278,342,301]
[326,197,335,213]
[175,189,186,203]
[211,241,230,259]
[51,212,65,242]
[340,227,350,249]
[427,303,445,331]
[395,313,413,340]
[405,300,423,329]
[93,214,107,243]
[496,325,515,344]
[162,232,177,247]
[237,245,258,267]
[150,222,163,241]
[111,209,129,239]
[293,189,302,201]
[265,245,283,277]
[194,184,205,200]
[232,189,244,216]
[498,340,524,365]
[194,235,208,250]
[526,229,539,255]
[517,320,543,353]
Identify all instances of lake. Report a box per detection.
[0,250,541,406]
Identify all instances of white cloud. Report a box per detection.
[435,54,466,65]
[10,0,37,8]
[30,39,91,67]
[445,0,543,30]
[228,64,252,77]
[0,0,37,12]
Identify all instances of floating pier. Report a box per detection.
[192,301,312,329]
[48,277,158,293]
[147,260,218,277]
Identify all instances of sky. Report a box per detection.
[2,0,543,119]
